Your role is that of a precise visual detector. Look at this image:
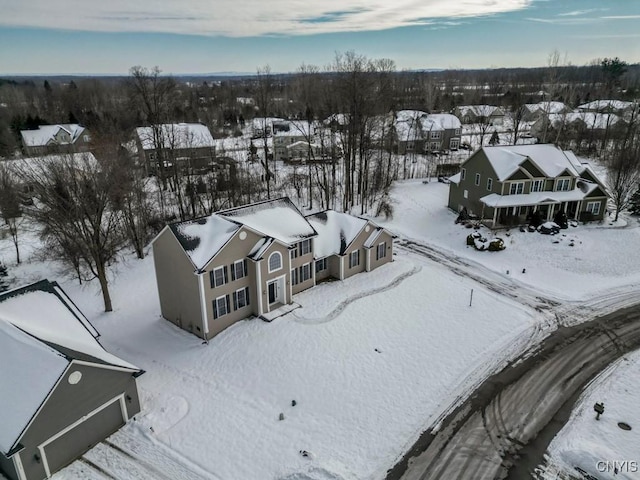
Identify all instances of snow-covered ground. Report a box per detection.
[546,349,640,480]
[1,218,540,479]
[2,173,639,480]
[378,179,640,301]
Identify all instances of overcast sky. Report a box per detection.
[0,0,638,75]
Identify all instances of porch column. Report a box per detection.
[492,207,498,227]
[575,201,582,219]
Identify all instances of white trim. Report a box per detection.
[38,394,127,478]
[198,272,209,336]
[148,224,170,247]
[340,256,344,280]
[214,294,229,318]
[267,251,283,273]
[234,287,249,309]
[288,248,293,301]
[13,452,27,480]
[256,260,264,315]
[212,265,226,287]
[71,360,137,374]
[266,275,286,310]
[366,247,371,272]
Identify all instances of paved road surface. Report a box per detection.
[386,304,640,480]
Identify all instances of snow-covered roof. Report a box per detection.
[0,280,139,454]
[248,237,275,260]
[363,228,383,248]
[449,172,461,184]
[136,123,215,150]
[273,121,312,137]
[324,113,350,126]
[1,152,98,178]
[423,113,461,131]
[305,210,368,258]
[221,198,317,246]
[170,215,241,270]
[577,100,634,112]
[480,186,604,208]
[524,102,569,114]
[456,105,502,117]
[548,112,622,130]
[480,145,582,182]
[20,124,86,147]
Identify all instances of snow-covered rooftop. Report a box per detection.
[0,280,139,454]
[577,99,634,112]
[170,215,241,270]
[136,123,215,150]
[305,210,368,258]
[20,124,86,147]
[524,101,569,115]
[480,144,583,182]
[423,113,462,131]
[221,198,316,246]
[456,105,502,117]
[480,187,601,208]
[547,112,622,130]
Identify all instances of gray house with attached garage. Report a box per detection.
[0,280,143,480]
[152,197,395,341]
[447,144,609,228]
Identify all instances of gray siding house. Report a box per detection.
[394,111,462,154]
[152,198,395,340]
[447,144,608,227]
[20,125,90,156]
[0,280,143,480]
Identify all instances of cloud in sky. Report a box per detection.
[1,0,532,37]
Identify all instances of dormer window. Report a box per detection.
[556,178,571,191]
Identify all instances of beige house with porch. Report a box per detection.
[448,145,608,228]
[152,198,395,340]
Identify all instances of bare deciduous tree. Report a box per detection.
[17,153,125,311]
[0,164,23,264]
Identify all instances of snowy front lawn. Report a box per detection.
[39,246,538,480]
[380,180,640,301]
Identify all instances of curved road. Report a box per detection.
[386,303,640,480]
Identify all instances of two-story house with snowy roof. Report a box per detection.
[20,124,90,156]
[447,144,608,227]
[151,198,395,340]
[394,111,462,154]
[0,280,143,480]
[134,123,216,175]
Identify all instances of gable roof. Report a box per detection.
[0,280,139,454]
[20,124,86,147]
[135,123,215,150]
[305,210,369,258]
[169,215,242,271]
[455,105,502,118]
[478,144,582,182]
[547,112,622,130]
[165,198,318,271]
[524,101,569,115]
[577,100,634,112]
[220,197,317,246]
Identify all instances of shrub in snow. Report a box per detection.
[488,238,506,251]
[537,222,560,235]
[527,210,544,228]
[467,232,505,252]
[553,210,568,229]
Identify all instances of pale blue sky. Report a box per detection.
[0,0,638,75]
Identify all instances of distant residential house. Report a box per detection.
[531,112,624,141]
[522,102,572,122]
[20,124,90,156]
[0,280,143,480]
[323,114,350,132]
[151,197,394,340]
[453,105,505,126]
[447,144,608,227]
[272,121,314,161]
[577,100,636,116]
[134,123,216,174]
[394,111,462,154]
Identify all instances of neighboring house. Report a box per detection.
[453,105,505,126]
[284,141,323,163]
[0,280,143,480]
[522,102,572,121]
[394,111,462,154]
[20,125,90,156]
[134,123,216,174]
[272,121,313,161]
[577,100,636,116]
[323,113,350,132]
[531,112,623,141]
[448,144,608,227]
[152,197,394,340]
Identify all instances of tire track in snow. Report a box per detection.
[291,264,421,325]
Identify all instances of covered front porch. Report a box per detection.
[481,191,588,228]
